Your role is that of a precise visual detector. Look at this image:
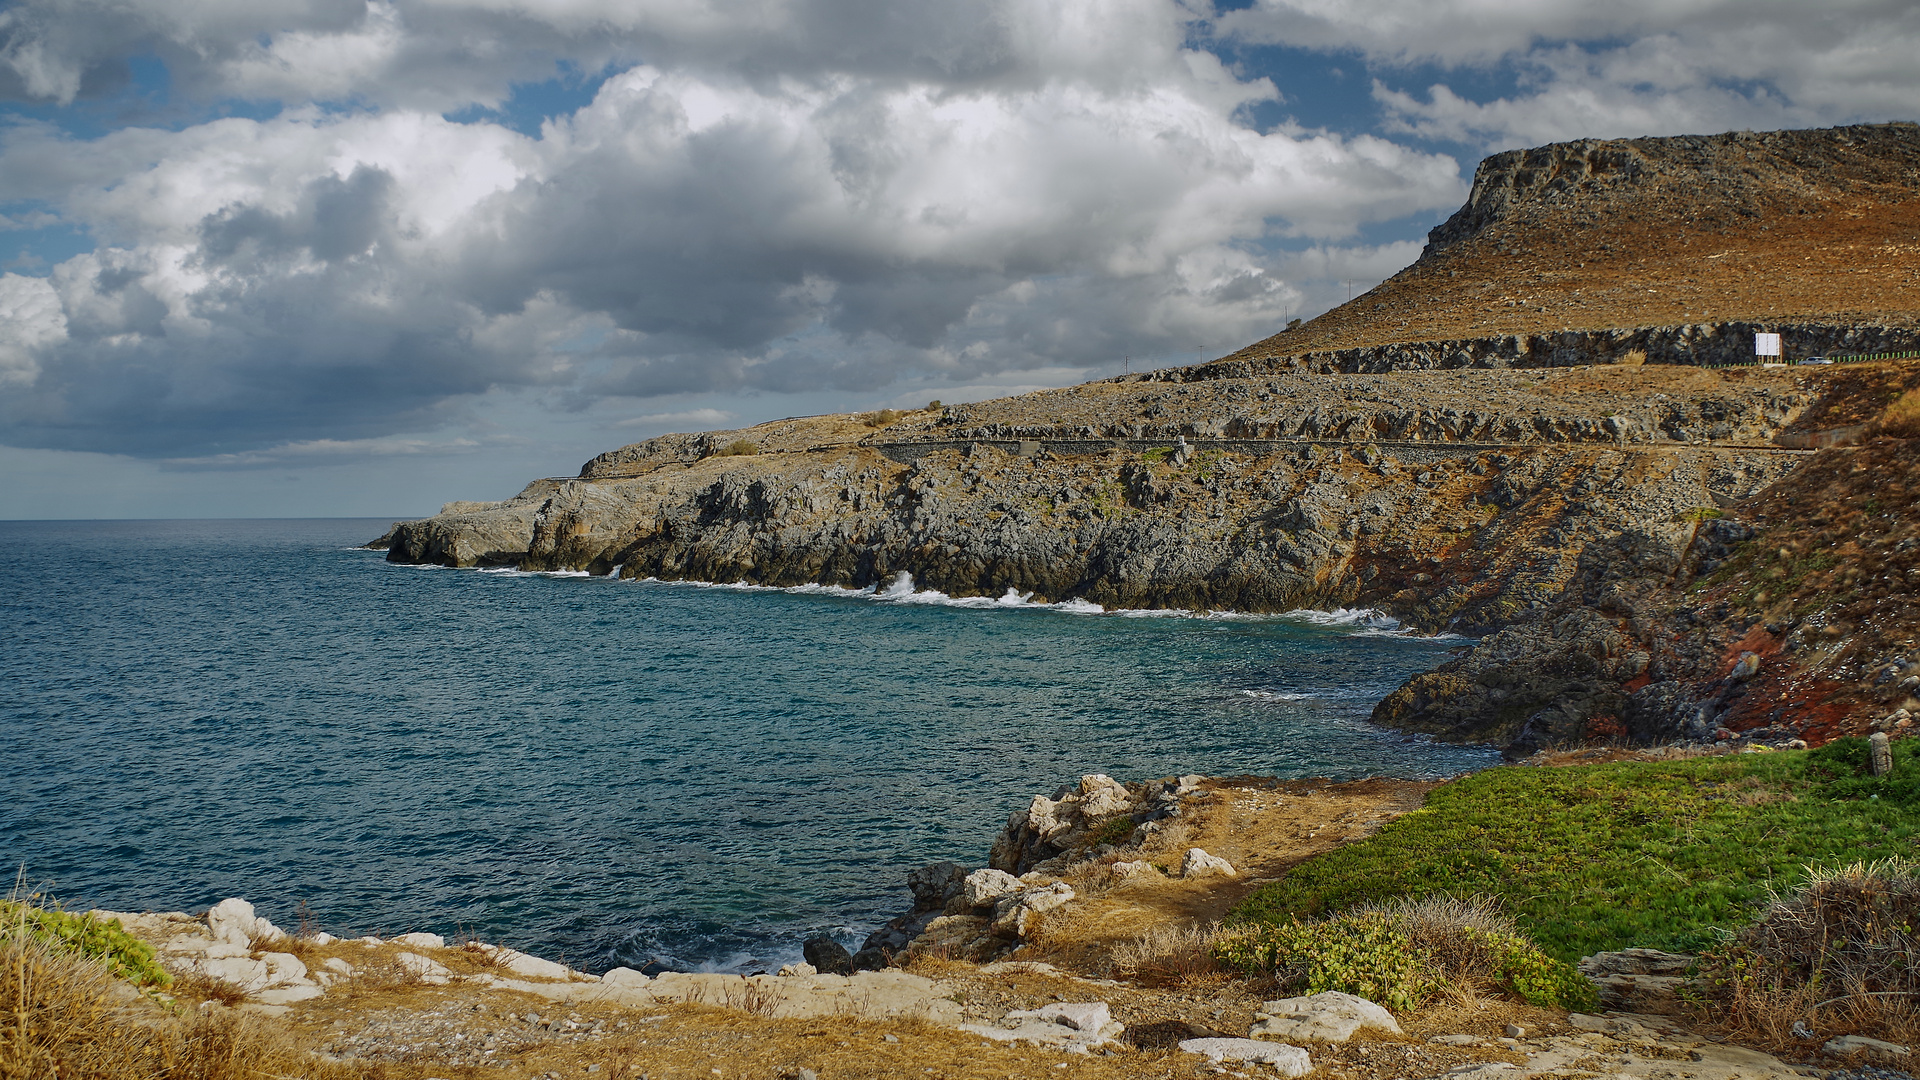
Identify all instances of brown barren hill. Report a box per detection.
[1224,123,1920,361]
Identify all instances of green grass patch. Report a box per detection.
[1675,506,1726,523]
[1088,816,1138,847]
[1,900,172,988]
[1229,742,1920,963]
[1141,447,1172,464]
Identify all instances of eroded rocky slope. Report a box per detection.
[379,362,1831,627]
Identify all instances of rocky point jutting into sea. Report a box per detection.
[375,123,1920,758]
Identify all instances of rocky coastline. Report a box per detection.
[369,123,1920,759]
[368,358,1916,756]
[73,760,1892,1079]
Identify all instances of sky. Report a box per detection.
[0,1,1915,519]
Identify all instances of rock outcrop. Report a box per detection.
[852,773,1217,963]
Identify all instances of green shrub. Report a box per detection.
[1215,913,1428,1010]
[1214,899,1595,1012]
[1088,817,1137,848]
[1461,926,1597,1009]
[1675,506,1726,522]
[1,901,171,988]
[1799,737,1920,807]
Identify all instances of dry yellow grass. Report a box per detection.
[0,935,358,1080]
[1023,778,1436,972]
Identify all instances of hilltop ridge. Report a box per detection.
[1230,123,1920,361]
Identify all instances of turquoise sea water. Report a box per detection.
[0,518,1496,972]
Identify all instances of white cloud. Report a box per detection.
[613,408,737,429]
[0,273,65,386]
[0,0,1466,461]
[1221,1,1920,149]
[159,434,486,470]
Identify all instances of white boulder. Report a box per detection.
[1180,848,1236,878]
[253,983,325,1005]
[206,898,285,946]
[1824,1035,1910,1058]
[1250,991,1402,1043]
[392,932,446,950]
[990,883,1075,936]
[1179,1038,1312,1075]
[1034,1002,1110,1032]
[395,952,452,984]
[960,999,1124,1053]
[194,956,271,992]
[481,946,573,981]
[1077,774,1133,818]
[259,952,308,985]
[961,869,1025,908]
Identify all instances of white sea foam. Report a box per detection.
[1239,689,1317,702]
[868,572,1109,615]
[408,564,1468,637]
[1346,625,1469,642]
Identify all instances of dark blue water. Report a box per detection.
[0,518,1494,971]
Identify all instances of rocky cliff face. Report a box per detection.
[1376,415,1920,757]
[379,363,1832,633]
[378,124,1920,755]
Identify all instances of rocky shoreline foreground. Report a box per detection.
[43,756,1911,1080]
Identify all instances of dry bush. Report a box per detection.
[457,939,506,969]
[1873,388,1920,439]
[1358,895,1519,988]
[859,410,903,428]
[1703,858,1920,1047]
[1,935,356,1080]
[1134,821,1191,861]
[723,979,783,1018]
[1107,922,1225,987]
[171,973,249,1008]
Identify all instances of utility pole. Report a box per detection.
[1124,354,1130,376]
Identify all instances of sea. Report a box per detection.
[0,517,1497,973]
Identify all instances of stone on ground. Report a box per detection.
[206,898,286,945]
[1179,847,1236,878]
[961,868,1024,907]
[1823,1034,1910,1058]
[1177,1037,1312,1075]
[1249,991,1402,1043]
[960,999,1123,1053]
[803,936,855,975]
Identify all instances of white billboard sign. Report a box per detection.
[1754,333,1782,357]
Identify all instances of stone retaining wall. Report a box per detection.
[1180,321,1920,381]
